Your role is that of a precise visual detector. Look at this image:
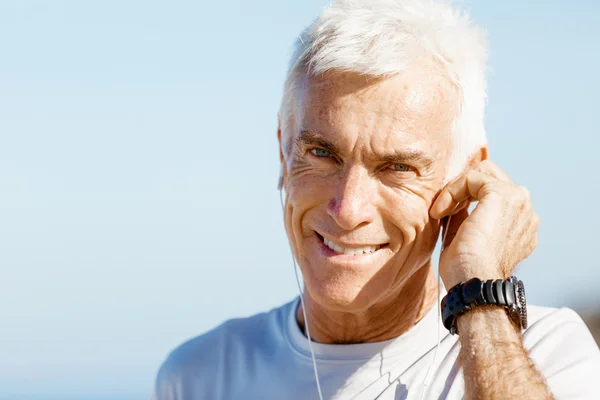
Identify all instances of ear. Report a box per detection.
[465,145,488,170]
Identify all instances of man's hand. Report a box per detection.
[430,160,540,289]
[430,160,552,400]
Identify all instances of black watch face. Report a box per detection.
[517,280,528,330]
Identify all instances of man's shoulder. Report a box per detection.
[526,304,591,334]
[155,299,296,386]
[519,305,600,398]
[523,304,597,347]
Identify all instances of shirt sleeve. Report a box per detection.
[524,307,600,400]
[151,361,181,400]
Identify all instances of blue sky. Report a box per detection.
[1,1,599,398]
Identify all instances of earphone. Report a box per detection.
[277,163,284,192]
[278,164,447,400]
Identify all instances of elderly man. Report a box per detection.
[153,1,600,399]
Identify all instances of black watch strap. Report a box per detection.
[441,276,527,335]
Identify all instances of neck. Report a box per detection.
[296,263,439,344]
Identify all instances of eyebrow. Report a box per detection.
[379,149,434,170]
[295,130,435,170]
[295,130,341,155]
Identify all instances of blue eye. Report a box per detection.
[391,163,411,172]
[311,148,331,158]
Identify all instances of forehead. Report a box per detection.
[295,67,457,153]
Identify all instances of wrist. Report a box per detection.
[441,276,528,335]
[440,259,505,289]
[456,306,520,337]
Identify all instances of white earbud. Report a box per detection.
[277,163,284,191]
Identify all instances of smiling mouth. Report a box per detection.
[316,233,389,256]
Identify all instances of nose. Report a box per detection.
[327,166,377,231]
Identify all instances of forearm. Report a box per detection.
[457,307,553,400]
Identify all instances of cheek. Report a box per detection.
[384,187,428,228]
[283,173,333,254]
[286,174,331,225]
[287,154,334,199]
[286,158,337,220]
[384,187,440,254]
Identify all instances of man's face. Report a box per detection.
[281,68,456,312]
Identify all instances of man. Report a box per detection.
[153,1,600,399]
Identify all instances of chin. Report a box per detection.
[296,232,406,313]
[303,269,390,313]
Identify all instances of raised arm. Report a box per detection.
[431,159,553,400]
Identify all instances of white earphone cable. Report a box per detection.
[280,187,325,400]
[419,214,451,400]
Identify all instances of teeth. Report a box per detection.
[323,237,380,255]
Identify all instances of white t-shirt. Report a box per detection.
[153,298,600,399]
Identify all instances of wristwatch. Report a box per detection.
[441,276,527,335]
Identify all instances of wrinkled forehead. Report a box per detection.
[294,68,459,150]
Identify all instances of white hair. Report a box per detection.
[279,0,489,179]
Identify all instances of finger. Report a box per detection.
[430,170,503,219]
[449,199,470,216]
[431,160,512,219]
[522,212,540,256]
[473,160,513,183]
[442,207,469,249]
